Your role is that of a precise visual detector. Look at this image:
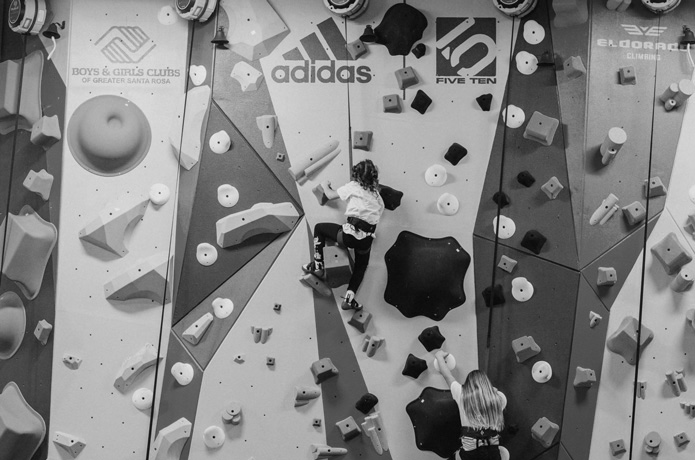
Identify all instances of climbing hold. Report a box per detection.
[217,184,240,208]
[395,66,419,89]
[353,131,372,151]
[573,367,597,388]
[78,193,149,257]
[348,310,372,333]
[637,381,646,399]
[515,51,538,75]
[104,254,172,303]
[212,298,234,319]
[651,232,692,275]
[590,193,620,225]
[276,152,286,162]
[402,354,428,379]
[674,432,690,447]
[600,127,627,165]
[158,5,178,24]
[492,0,538,17]
[311,357,339,384]
[313,418,322,427]
[532,361,553,383]
[188,65,206,86]
[345,39,368,59]
[362,412,389,454]
[288,140,340,183]
[30,115,61,150]
[336,416,361,441]
[295,386,321,407]
[384,231,470,320]
[300,273,332,297]
[644,176,668,198]
[523,20,545,45]
[0,51,42,134]
[686,309,695,331]
[411,43,426,58]
[268,355,276,366]
[673,79,694,106]
[618,66,636,85]
[256,115,277,149]
[183,312,214,345]
[171,362,194,386]
[597,267,617,286]
[371,4,428,56]
[502,105,525,128]
[524,111,560,146]
[33,319,52,346]
[203,426,225,449]
[382,94,402,113]
[378,184,403,211]
[362,335,385,358]
[537,50,555,66]
[411,90,432,114]
[517,170,536,187]
[150,418,191,460]
[511,277,534,302]
[209,130,231,154]
[311,444,348,459]
[642,0,681,14]
[444,143,468,165]
[622,201,646,226]
[492,215,516,239]
[673,267,695,292]
[665,370,687,396]
[437,193,459,216]
[498,255,517,273]
[355,393,379,414]
[482,284,505,307]
[216,202,299,248]
[1,206,57,300]
[405,387,461,457]
[0,292,25,360]
[492,191,510,208]
[251,327,273,344]
[149,184,170,206]
[62,354,82,370]
[0,381,45,460]
[606,316,654,365]
[609,439,626,455]
[520,230,547,255]
[132,388,153,411]
[196,243,218,267]
[432,353,456,372]
[114,343,159,392]
[564,55,586,80]
[531,417,559,447]
[220,0,290,60]
[54,432,86,458]
[512,336,541,363]
[418,326,446,351]
[476,93,492,111]
[644,431,661,455]
[231,61,264,92]
[221,401,242,424]
[425,164,447,187]
[323,0,369,18]
[22,169,53,201]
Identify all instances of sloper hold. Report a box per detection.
[573,366,596,388]
[30,115,61,150]
[22,169,54,201]
[231,61,264,91]
[221,0,290,61]
[0,50,43,134]
[352,131,372,151]
[295,386,321,407]
[418,326,446,351]
[256,115,277,148]
[288,140,340,183]
[520,230,547,255]
[346,39,367,59]
[336,416,361,441]
[531,417,559,448]
[300,273,332,297]
[564,55,586,80]
[395,66,419,89]
[34,319,52,345]
[0,206,58,300]
[401,353,427,378]
[609,439,626,455]
[63,354,82,370]
[150,417,192,460]
[311,357,339,384]
[78,193,149,257]
[182,312,214,345]
[114,343,159,392]
[444,143,467,165]
[411,90,432,114]
[103,253,172,304]
[347,310,372,333]
[0,381,46,460]
[215,202,299,248]
[355,393,379,414]
[373,4,428,56]
[523,111,560,146]
[606,316,654,365]
[378,184,403,211]
[651,232,692,275]
[512,336,541,363]
[168,85,211,170]
[476,93,492,111]
[54,432,86,458]
[552,0,589,27]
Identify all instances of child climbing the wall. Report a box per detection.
[434,351,510,460]
[302,159,385,309]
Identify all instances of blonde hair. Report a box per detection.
[460,370,505,432]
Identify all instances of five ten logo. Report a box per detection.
[436,18,497,85]
[621,25,667,37]
[272,18,371,84]
[95,26,156,64]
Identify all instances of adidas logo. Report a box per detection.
[271,18,372,84]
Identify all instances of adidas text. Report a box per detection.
[271,61,372,84]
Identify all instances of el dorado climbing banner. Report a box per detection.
[50,1,188,459]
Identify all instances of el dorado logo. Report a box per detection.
[436,17,497,84]
[597,25,679,60]
[95,26,156,64]
[271,18,371,84]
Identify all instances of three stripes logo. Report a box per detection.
[435,18,497,84]
[271,18,372,84]
[95,26,156,64]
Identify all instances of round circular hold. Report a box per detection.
[497,390,508,410]
[523,20,545,45]
[433,353,457,372]
[189,65,207,86]
[132,388,153,410]
[502,105,525,128]
[0,292,26,360]
[67,95,152,176]
[217,184,239,208]
[492,0,538,18]
[212,297,234,319]
[689,184,695,204]
[209,131,231,154]
[171,362,194,386]
[425,164,448,187]
[158,5,178,25]
[197,243,218,266]
[203,426,226,449]
[511,277,534,302]
[641,0,681,14]
[515,51,538,76]
[532,360,552,383]
[323,0,369,19]
[492,215,516,239]
[437,193,460,216]
[149,183,171,206]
